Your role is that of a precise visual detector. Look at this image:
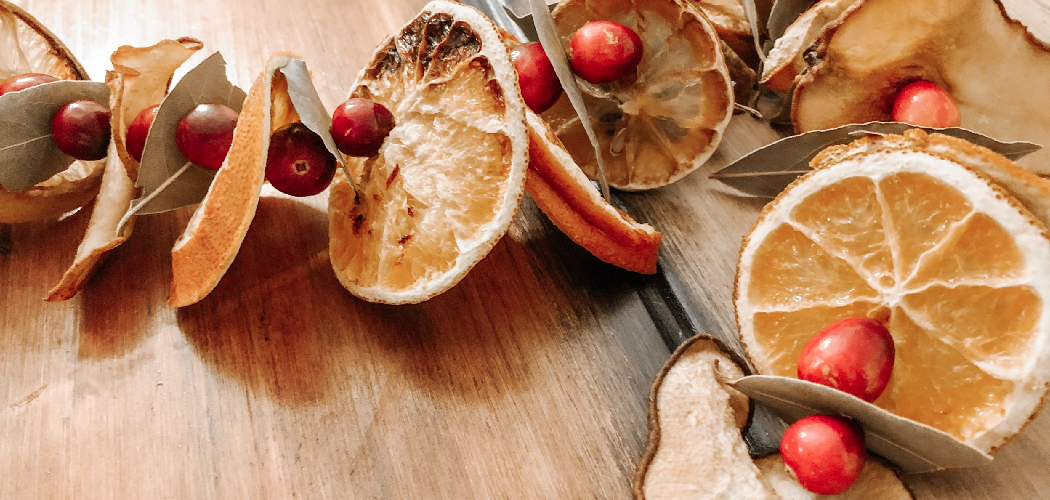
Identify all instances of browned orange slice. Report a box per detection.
[525,111,661,274]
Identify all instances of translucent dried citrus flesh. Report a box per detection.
[329,1,527,304]
[539,0,733,191]
[736,135,1050,453]
[0,0,99,223]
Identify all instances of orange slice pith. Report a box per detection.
[736,133,1050,453]
[540,0,733,191]
[0,0,99,224]
[525,110,661,274]
[168,52,303,307]
[328,1,528,304]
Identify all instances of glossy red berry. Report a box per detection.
[798,316,895,403]
[892,80,961,128]
[781,415,866,495]
[330,97,395,157]
[266,123,337,197]
[50,100,111,161]
[0,73,58,97]
[175,103,239,170]
[511,42,563,113]
[125,104,160,162]
[569,21,643,84]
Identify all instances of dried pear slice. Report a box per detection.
[755,454,913,499]
[759,0,860,93]
[634,335,771,499]
[47,39,202,301]
[540,0,734,191]
[791,0,1050,174]
[0,0,99,223]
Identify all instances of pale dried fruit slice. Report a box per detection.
[759,0,860,93]
[688,0,767,59]
[634,335,769,500]
[540,0,733,191]
[0,0,100,223]
[328,1,528,304]
[525,110,661,274]
[736,133,1050,453]
[791,0,1050,174]
[47,39,202,301]
[755,454,913,499]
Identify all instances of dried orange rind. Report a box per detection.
[525,110,661,274]
[736,132,1050,453]
[328,1,528,304]
[791,0,1050,174]
[0,0,100,223]
[47,38,202,301]
[169,52,330,307]
[540,0,733,191]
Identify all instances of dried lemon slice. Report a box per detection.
[328,1,528,304]
[736,132,1050,453]
[0,0,99,223]
[540,0,733,191]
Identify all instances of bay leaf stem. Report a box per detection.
[116,161,194,234]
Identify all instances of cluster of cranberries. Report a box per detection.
[780,316,896,495]
[0,73,111,161]
[511,20,643,113]
[1,71,398,198]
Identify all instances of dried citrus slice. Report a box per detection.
[0,0,100,223]
[328,1,528,304]
[525,110,661,274]
[539,0,733,191]
[755,454,913,499]
[736,132,1050,453]
[47,38,202,301]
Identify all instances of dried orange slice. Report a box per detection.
[540,0,733,191]
[328,1,528,304]
[0,0,100,223]
[525,110,661,274]
[47,38,202,301]
[736,131,1050,453]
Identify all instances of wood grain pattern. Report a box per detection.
[1,0,1048,498]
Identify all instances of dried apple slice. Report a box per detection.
[47,38,202,301]
[688,0,771,60]
[759,0,860,93]
[791,0,1050,174]
[525,110,662,274]
[0,0,100,223]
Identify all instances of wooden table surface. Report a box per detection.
[2,0,1049,498]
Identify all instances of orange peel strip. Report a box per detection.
[525,111,661,274]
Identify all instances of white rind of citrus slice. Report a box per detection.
[328,0,528,304]
[736,136,1050,453]
[540,0,734,191]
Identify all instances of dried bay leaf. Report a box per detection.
[498,0,558,19]
[730,375,993,474]
[130,52,246,217]
[712,122,1041,197]
[0,80,109,192]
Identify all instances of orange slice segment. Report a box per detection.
[0,0,100,223]
[328,1,528,304]
[736,133,1050,453]
[539,0,733,191]
[47,39,202,301]
[525,110,661,274]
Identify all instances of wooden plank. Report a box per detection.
[0,1,671,497]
